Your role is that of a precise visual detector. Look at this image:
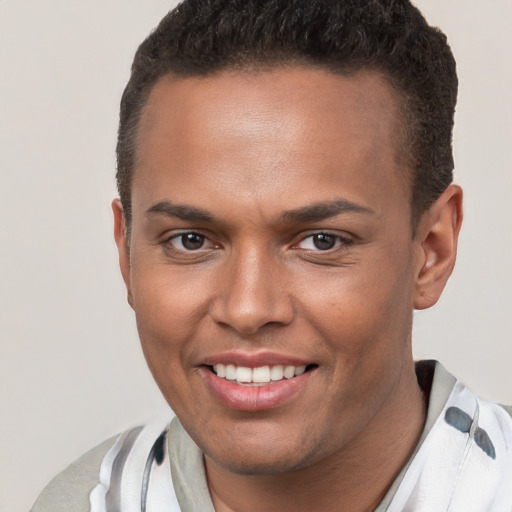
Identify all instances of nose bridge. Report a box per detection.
[211,240,293,334]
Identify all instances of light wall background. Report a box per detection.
[0,1,510,511]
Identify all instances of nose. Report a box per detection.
[210,245,295,335]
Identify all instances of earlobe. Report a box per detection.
[112,199,134,308]
[413,184,463,310]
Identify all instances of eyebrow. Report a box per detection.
[146,201,214,222]
[280,199,375,223]
[146,198,374,224]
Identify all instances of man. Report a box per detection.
[31,0,512,511]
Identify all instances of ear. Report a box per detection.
[413,184,463,310]
[112,199,133,308]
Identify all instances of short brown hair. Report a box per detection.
[117,0,457,229]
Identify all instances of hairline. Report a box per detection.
[122,61,420,239]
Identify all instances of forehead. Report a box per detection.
[133,66,409,221]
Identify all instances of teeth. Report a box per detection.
[252,366,270,383]
[295,365,306,376]
[283,366,295,379]
[270,365,284,381]
[225,364,237,380]
[215,363,226,378]
[212,364,309,384]
[235,366,252,383]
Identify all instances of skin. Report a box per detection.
[113,67,462,511]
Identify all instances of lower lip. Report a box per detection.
[201,367,313,411]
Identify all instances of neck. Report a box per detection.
[205,362,426,512]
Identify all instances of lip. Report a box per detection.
[200,365,314,411]
[201,350,312,368]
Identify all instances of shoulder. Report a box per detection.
[31,419,181,512]
[499,403,512,418]
[30,435,118,512]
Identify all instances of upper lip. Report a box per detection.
[200,351,314,368]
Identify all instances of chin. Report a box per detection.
[202,427,326,476]
[209,451,313,476]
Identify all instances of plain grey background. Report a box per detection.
[0,1,511,511]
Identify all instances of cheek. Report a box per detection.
[296,249,415,360]
[131,276,204,415]
[132,260,211,334]
[129,261,213,388]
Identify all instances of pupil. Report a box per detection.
[182,233,204,250]
[313,233,335,250]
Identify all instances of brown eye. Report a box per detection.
[168,232,209,251]
[312,233,336,250]
[180,233,205,250]
[296,232,353,252]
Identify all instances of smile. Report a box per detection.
[212,364,308,385]
[203,363,316,411]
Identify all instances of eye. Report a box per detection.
[297,233,352,251]
[167,232,211,251]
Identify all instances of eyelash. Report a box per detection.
[294,232,354,252]
[163,231,215,253]
[161,231,354,254]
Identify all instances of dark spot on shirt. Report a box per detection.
[444,406,496,460]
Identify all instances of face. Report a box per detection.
[115,67,426,474]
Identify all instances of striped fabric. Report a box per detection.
[89,421,180,512]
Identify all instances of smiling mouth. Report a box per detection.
[208,364,317,386]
